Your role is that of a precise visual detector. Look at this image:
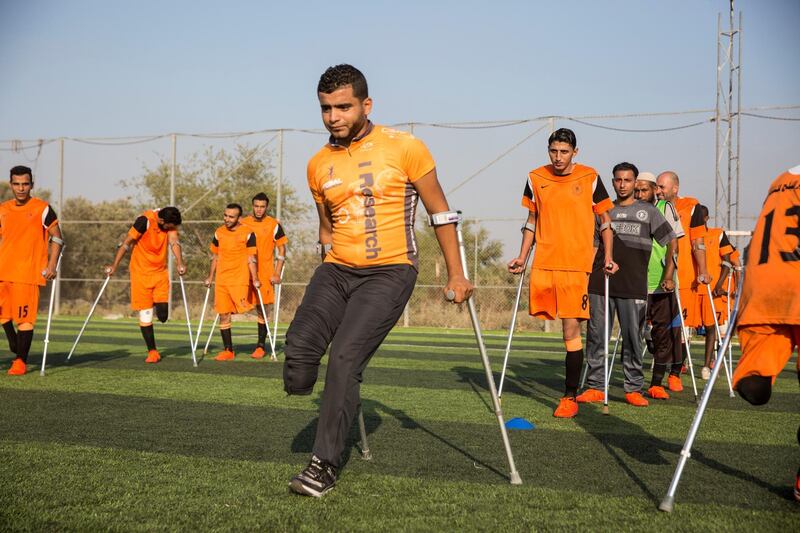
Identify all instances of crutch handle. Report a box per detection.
[445,290,455,301]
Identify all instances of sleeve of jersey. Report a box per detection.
[247,232,257,254]
[402,137,436,183]
[665,203,685,238]
[209,233,219,254]
[521,180,536,212]
[42,206,59,229]
[307,156,324,205]
[719,231,734,256]
[591,176,613,214]
[127,215,148,240]
[650,208,675,246]
[689,205,707,241]
[274,223,288,246]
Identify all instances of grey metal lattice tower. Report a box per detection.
[714,1,742,230]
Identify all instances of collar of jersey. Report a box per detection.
[328,121,374,150]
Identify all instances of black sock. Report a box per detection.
[564,349,583,397]
[651,363,668,387]
[140,325,156,351]
[257,321,267,347]
[220,328,233,351]
[16,329,33,363]
[3,321,17,354]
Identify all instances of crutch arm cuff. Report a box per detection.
[428,210,461,226]
[521,222,535,234]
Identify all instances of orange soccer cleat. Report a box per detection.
[576,388,605,403]
[145,350,161,364]
[251,346,266,359]
[214,350,235,361]
[625,391,650,407]
[7,358,26,376]
[667,374,684,392]
[553,397,579,418]
[647,385,670,400]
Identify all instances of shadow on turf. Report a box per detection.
[290,397,508,480]
[452,363,789,504]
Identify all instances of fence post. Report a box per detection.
[55,137,64,315]
[276,129,283,222]
[168,133,176,315]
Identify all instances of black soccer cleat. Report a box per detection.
[289,455,337,498]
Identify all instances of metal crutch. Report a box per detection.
[193,286,211,353]
[357,405,372,460]
[602,275,610,415]
[178,275,197,367]
[659,268,744,512]
[725,272,734,378]
[203,314,219,355]
[39,249,64,376]
[270,263,286,351]
[440,211,522,485]
[498,246,533,400]
[671,268,699,403]
[254,286,277,360]
[66,275,111,361]
[705,284,734,397]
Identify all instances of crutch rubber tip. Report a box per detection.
[658,496,674,513]
[446,290,455,301]
[510,472,523,485]
[360,450,373,461]
[602,405,610,415]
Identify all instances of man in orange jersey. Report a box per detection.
[692,205,737,379]
[0,166,63,375]
[732,164,800,502]
[656,171,711,392]
[105,206,185,363]
[242,192,288,359]
[285,64,472,497]
[508,128,618,419]
[204,203,259,361]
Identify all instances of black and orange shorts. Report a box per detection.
[529,268,590,321]
[0,281,40,325]
[733,324,800,388]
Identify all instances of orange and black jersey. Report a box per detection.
[0,198,58,286]
[307,122,435,268]
[210,224,257,286]
[521,163,613,272]
[673,197,708,288]
[739,165,800,325]
[128,209,171,276]
[241,215,288,280]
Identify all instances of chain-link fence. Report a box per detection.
[4,108,795,330]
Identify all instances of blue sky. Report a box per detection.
[1,0,798,248]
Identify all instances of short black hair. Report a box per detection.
[697,204,709,219]
[612,162,639,178]
[9,165,33,181]
[252,192,269,204]
[159,206,182,226]
[548,128,577,149]
[317,64,369,100]
[226,203,243,216]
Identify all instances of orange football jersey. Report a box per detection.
[241,215,288,280]
[738,166,800,325]
[521,163,613,272]
[307,123,435,268]
[673,197,708,288]
[210,224,256,286]
[128,210,170,276]
[0,197,57,286]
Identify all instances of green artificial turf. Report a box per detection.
[0,317,796,531]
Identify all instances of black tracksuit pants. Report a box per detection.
[283,262,417,468]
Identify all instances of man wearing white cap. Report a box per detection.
[634,172,683,399]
